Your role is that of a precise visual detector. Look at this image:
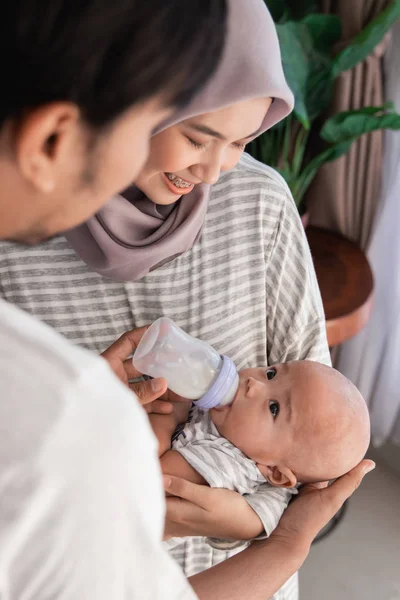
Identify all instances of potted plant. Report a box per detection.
[248,0,400,216]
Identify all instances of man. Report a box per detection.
[0,1,374,599]
[0,2,226,598]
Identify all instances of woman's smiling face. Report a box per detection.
[135,97,272,205]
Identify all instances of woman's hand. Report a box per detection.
[164,476,264,540]
[188,462,375,600]
[163,459,375,544]
[269,459,375,552]
[101,326,170,414]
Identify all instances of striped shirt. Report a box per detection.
[0,153,330,600]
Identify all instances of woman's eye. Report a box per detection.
[232,142,246,151]
[266,367,276,380]
[269,400,280,419]
[186,137,204,149]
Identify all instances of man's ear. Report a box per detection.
[14,102,80,193]
[257,464,297,488]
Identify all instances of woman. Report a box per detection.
[0,1,363,598]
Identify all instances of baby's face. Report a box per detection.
[211,362,312,472]
[210,361,370,484]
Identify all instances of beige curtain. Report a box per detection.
[307,0,390,249]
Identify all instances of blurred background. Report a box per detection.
[250,2,400,598]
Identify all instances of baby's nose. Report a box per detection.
[247,377,266,399]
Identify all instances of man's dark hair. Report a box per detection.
[0,0,226,128]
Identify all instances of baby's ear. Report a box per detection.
[257,464,297,488]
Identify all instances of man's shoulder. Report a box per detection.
[0,298,113,446]
[0,298,113,458]
[0,297,158,472]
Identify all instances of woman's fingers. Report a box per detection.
[304,481,329,491]
[164,475,213,508]
[322,459,375,513]
[164,477,264,540]
[164,477,217,539]
[275,459,375,549]
[164,478,198,539]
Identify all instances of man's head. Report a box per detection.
[0,0,226,243]
[211,360,370,487]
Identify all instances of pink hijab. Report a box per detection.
[66,0,294,282]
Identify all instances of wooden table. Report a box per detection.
[306,226,374,347]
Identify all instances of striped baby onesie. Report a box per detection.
[173,407,290,495]
[165,406,297,555]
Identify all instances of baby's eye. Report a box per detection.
[269,400,280,419]
[266,367,276,380]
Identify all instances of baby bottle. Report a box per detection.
[133,317,238,409]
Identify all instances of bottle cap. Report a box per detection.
[196,355,238,410]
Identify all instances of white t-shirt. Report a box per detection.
[0,298,196,600]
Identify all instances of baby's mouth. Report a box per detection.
[213,386,240,412]
[165,172,195,189]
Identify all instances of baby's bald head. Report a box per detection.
[288,362,370,483]
[214,360,370,490]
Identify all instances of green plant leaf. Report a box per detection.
[333,0,400,76]
[287,0,319,20]
[264,0,288,23]
[302,14,342,53]
[282,114,293,169]
[324,102,395,118]
[321,108,400,144]
[247,128,283,168]
[295,141,353,203]
[276,167,300,204]
[276,21,311,128]
[276,19,336,127]
[264,0,318,22]
[296,107,400,201]
[292,126,310,178]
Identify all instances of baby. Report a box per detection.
[152,360,370,543]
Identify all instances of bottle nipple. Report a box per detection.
[195,355,239,410]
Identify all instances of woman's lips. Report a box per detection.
[162,172,195,196]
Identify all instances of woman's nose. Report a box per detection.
[191,156,222,185]
[202,163,220,185]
